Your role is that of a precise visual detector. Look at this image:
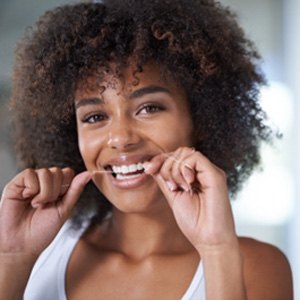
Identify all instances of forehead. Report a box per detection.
[74,62,184,100]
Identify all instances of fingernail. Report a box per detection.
[31,201,42,209]
[166,181,177,191]
[181,184,190,192]
[143,162,151,173]
[82,172,92,184]
[85,174,92,184]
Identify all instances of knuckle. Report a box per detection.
[176,147,184,155]
[180,146,194,154]
[23,168,35,177]
[62,167,75,178]
[184,146,192,152]
[54,168,63,180]
[37,168,51,177]
[213,168,227,184]
[63,167,74,173]
[49,166,61,173]
[63,167,73,172]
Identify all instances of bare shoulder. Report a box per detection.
[238,237,293,300]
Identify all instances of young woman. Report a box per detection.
[0,0,293,299]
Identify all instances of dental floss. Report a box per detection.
[60,170,113,188]
[61,184,71,188]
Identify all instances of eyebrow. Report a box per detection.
[128,86,172,99]
[75,97,104,109]
[75,85,171,109]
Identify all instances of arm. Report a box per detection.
[144,147,292,299]
[199,241,246,300]
[144,147,247,299]
[0,253,37,300]
[0,168,91,299]
[240,238,293,300]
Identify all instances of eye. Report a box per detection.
[138,103,165,115]
[82,112,108,124]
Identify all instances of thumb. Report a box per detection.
[144,157,177,207]
[143,153,165,175]
[58,171,91,220]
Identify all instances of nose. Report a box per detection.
[107,117,141,150]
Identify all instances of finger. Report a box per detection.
[159,152,179,176]
[183,151,227,189]
[60,168,75,195]
[181,164,195,185]
[2,169,39,201]
[143,153,167,175]
[150,172,178,206]
[160,148,195,191]
[48,167,63,200]
[157,155,183,191]
[168,149,196,191]
[58,171,92,220]
[31,169,55,206]
[31,168,76,208]
[143,154,181,192]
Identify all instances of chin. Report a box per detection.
[105,187,166,215]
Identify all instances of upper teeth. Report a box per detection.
[112,163,144,174]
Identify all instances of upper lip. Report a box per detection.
[101,154,154,169]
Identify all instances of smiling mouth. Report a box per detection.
[105,162,146,180]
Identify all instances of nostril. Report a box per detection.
[106,127,141,150]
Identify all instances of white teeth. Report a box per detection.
[111,162,145,175]
[121,165,129,174]
[116,173,143,180]
[129,165,136,172]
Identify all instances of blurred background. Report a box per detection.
[0,0,299,297]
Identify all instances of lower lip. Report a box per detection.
[108,171,152,189]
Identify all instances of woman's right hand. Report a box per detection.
[0,167,91,257]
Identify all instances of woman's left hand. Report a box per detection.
[143,146,237,252]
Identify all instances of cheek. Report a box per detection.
[145,116,193,152]
[78,129,105,168]
[164,126,193,149]
[163,113,193,145]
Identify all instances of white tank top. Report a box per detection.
[24,221,206,300]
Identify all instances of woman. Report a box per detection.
[0,0,293,299]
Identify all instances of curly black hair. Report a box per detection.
[10,0,272,225]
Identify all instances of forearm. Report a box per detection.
[0,253,36,300]
[198,239,247,300]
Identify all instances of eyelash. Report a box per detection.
[82,112,107,124]
[138,103,165,114]
[81,103,165,124]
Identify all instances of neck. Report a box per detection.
[98,206,194,261]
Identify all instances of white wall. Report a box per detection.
[284,0,300,297]
[221,0,299,296]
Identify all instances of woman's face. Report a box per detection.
[75,63,193,213]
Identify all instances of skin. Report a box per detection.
[0,63,293,300]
